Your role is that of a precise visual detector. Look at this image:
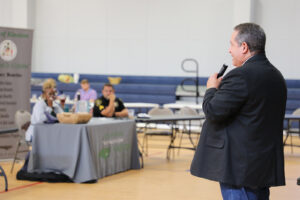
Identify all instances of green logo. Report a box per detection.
[99,147,110,159]
[0,31,7,37]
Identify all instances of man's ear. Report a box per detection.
[241,42,249,54]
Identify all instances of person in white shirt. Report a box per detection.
[26,81,63,141]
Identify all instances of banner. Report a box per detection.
[0,27,33,132]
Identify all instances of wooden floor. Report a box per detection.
[0,134,300,200]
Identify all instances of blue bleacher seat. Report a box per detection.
[31,73,300,124]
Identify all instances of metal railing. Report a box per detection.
[180,58,200,104]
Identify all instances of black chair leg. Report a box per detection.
[0,166,8,192]
[11,142,21,173]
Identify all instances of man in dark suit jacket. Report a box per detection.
[190,23,287,199]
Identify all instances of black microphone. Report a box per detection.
[217,64,228,78]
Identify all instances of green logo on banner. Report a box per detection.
[99,148,110,159]
[0,31,6,37]
[0,40,17,62]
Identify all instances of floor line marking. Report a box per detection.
[0,182,43,194]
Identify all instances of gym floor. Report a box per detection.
[0,134,299,200]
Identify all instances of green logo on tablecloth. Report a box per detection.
[99,148,110,159]
[99,144,131,159]
[99,132,131,159]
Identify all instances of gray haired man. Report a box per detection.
[190,23,287,200]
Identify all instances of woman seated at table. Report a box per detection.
[36,78,66,109]
[26,81,63,142]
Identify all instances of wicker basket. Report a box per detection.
[108,77,122,85]
[57,113,92,124]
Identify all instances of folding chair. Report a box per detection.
[143,107,174,156]
[284,108,300,153]
[11,110,31,173]
[177,106,203,154]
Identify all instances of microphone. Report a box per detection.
[217,64,228,78]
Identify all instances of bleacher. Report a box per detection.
[286,80,300,114]
[31,73,300,117]
[31,73,208,106]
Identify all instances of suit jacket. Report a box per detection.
[190,53,287,187]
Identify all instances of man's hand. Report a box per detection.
[47,99,53,108]
[109,93,116,102]
[207,73,222,89]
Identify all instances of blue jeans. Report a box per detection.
[220,183,270,200]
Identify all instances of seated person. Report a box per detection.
[74,79,97,102]
[45,78,67,109]
[37,78,57,100]
[37,78,66,108]
[25,82,63,142]
[93,83,128,117]
[45,78,56,89]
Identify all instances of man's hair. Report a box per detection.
[234,23,266,54]
[102,83,114,90]
[80,79,89,84]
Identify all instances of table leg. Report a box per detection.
[167,122,175,160]
[187,120,196,148]
[283,119,290,145]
